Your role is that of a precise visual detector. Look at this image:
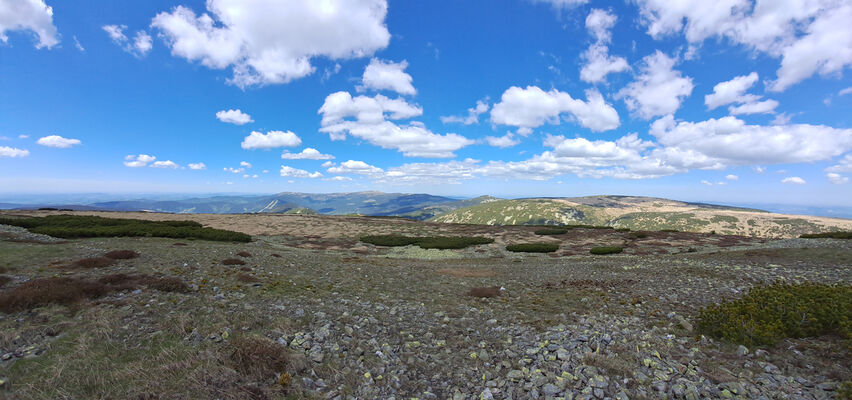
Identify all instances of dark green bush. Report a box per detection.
[506,243,559,253]
[800,231,852,239]
[615,228,631,232]
[628,232,648,239]
[589,246,623,255]
[568,225,614,230]
[534,228,569,235]
[360,235,493,249]
[417,237,493,249]
[660,229,680,233]
[697,282,852,347]
[0,215,250,242]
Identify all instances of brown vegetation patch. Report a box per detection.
[222,258,247,266]
[467,286,501,298]
[437,268,496,278]
[0,275,11,288]
[72,257,116,269]
[270,253,281,258]
[104,250,140,259]
[228,336,294,381]
[0,273,190,313]
[236,273,261,283]
[172,242,188,246]
[236,251,252,258]
[0,277,109,312]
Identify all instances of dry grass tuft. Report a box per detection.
[222,258,247,266]
[467,286,501,298]
[236,251,252,257]
[237,273,261,283]
[437,268,496,278]
[104,250,140,259]
[229,336,292,381]
[0,275,12,288]
[0,277,109,312]
[72,257,116,269]
[270,253,282,258]
[173,242,188,246]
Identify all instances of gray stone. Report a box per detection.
[542,383,561,396]
[736,345,749,356]
[480,388,494,400]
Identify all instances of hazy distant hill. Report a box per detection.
[83,191,459,217]
[431,195,852,238]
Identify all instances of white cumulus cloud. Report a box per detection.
[280,148,335,160]
[490,86,620,133]
[102,25,152,57]
[357,59,416,95]
[151,0,391,88]
[485,133,521,148]
[781,176,806,184]
[36,135,81,148]
[726,174,739,180]
[705,72,761,109]
[216,109,253,125]
[188,162,206,170]
[151,160,179,169]
[617,51,693,119]
[0,0,59,49]
[280,165,322,178]
[241,130,301,150]
[580,9,629,83]
[441,98,489,125]
[0,146,29,158]
[124,154,156,167]
[326,160,383,176]
[319,92,471,158]
[827,173,849,184]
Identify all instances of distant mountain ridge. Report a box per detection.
[431,195,852,238]
[2,192,851,237]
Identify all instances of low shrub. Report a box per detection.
[467,286,501,298]
[229,336,293,381]
[236,273,260,283]
[0,277,109,312]
[417,236,493,250]
[800,231,852,239]
[173,243,188,246]
[506,243,559,253]
[360,235,421,247]
[72,257,116,268]
[0,276,11,288]
[104,250,140,260]
[0,215,251,242]
[222,258,247,266]
[270,253,282,258]
[236,251,252,257]
[615,228,631,232]
[696,282,852,347]
[360,235,493,250]
[0,274,190,312]
[589,246,623,255]
[534,228,569,236]
[660,229,680,233]
[628,232,648,239]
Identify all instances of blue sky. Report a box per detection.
[1,0,852,208]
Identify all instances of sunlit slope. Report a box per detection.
[431,196,852,238]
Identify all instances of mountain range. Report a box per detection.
[1,192,850,238]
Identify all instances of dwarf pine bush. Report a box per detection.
[697,282,852,347]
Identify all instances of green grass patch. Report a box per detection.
[697,282,852,347]
[0,215,251,242]
[534,228,569,235]
[506,243,559,253]
[800,231,852,239]
[589,246,623,255]
[360,234,493,249]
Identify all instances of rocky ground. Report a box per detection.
[0,218,850,399]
